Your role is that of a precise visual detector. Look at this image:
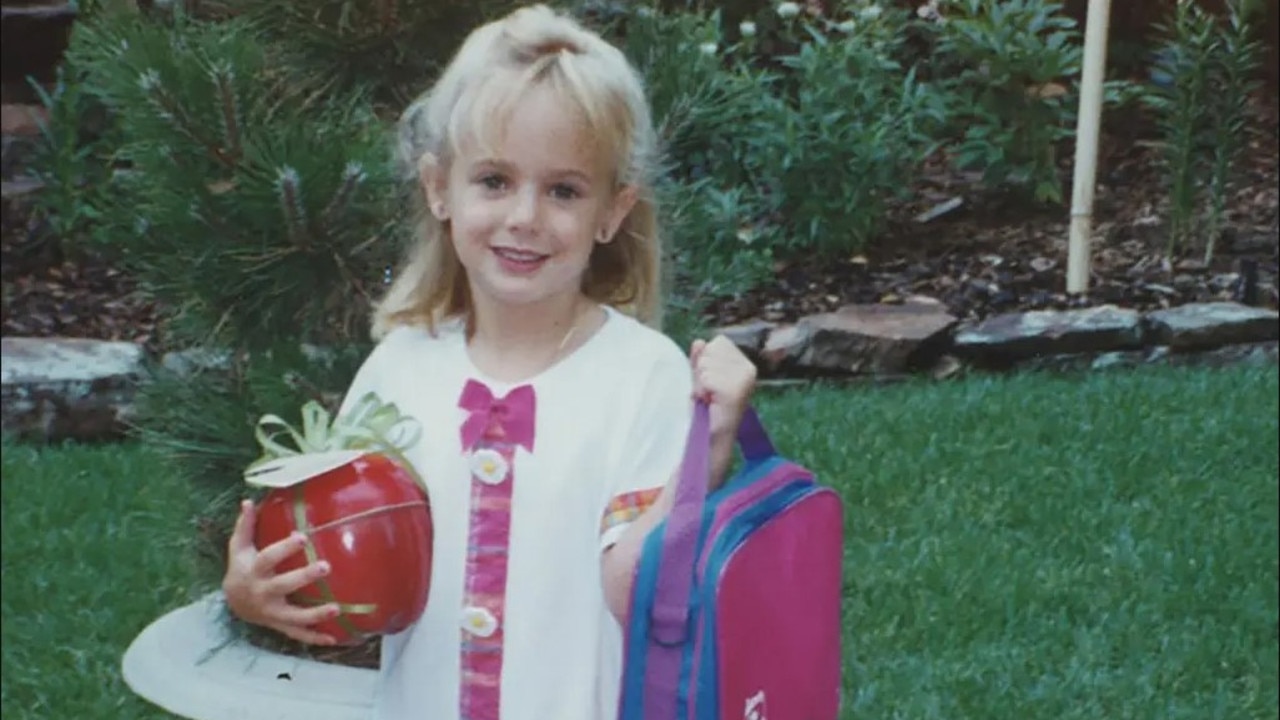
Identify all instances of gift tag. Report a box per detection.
[243,449,367,489]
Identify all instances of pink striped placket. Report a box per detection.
[456,380,536,720]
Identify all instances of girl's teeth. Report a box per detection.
[498,249,543,261]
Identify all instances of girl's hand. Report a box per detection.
[690,335,758,489]
[222,500,340,646]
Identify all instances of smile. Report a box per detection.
[492,246,549,273]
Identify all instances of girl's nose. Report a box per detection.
[506,185,541,233]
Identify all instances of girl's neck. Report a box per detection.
[466,292,602,384]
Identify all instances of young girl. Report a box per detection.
[222,5,757,719]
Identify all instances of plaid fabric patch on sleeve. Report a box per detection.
[599,487,663,536]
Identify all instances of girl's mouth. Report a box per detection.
[493,246,549,274]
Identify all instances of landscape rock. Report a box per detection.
[927,354,966,380]
[1,336,145,442]
[715,320,775,358]
[759,324,812,372]
[158,343,348,377]
[981,341,1279,375]
[792,301,958,375]
[953,305,1144,366]
[1157,341,1280,368]
[160,347,233,376]
[1015,348,1151,374]
[1144,302,1279,350]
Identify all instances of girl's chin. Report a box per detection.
[470,279,561,308]
[469,282,592,315]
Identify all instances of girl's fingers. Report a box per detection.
[691,340,711,401]
[272,600,342,629]
[692,370,713,402]
[690,339,707,365]
[252,532,309,576]
[227,500,255,555]
[267,560,330,596]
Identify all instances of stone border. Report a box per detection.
[2,301,1278,443]
[722,300,1279,380]
[121,592,375,720]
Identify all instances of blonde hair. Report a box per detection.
[372,4,664,340]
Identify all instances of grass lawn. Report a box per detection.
[1,438,199,720]
[2,364,1277,720]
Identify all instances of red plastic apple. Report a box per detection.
[252,451,433,646]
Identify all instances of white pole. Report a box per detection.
[1066,0,1113,295]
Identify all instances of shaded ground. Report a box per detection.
[2,97,1277,353]
[0,227,162,350]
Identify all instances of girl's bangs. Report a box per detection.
[446,60,627,176]
[447,71,523,161]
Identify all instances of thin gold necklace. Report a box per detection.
[471,304,590,378]
[554,303,590,356]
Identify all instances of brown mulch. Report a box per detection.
[3,102,1278,357]
[1,179,165,353]
[0,247,164,354]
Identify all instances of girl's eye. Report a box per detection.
[550,183,580,200]
[478,174,506,190]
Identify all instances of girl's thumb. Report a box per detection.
[690,339,707,365]
[229,499,255,550]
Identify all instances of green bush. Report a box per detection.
[220,0,527,112]
[65,10,401,351]
[1145,0,1264,260]
[614,4,942,261]
[744,5,943,255]
[928,0,1084,204]
[22,64,119,259]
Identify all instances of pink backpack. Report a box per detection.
[618,402,845,720]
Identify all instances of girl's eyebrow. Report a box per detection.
[548,168,592,184]
[468,157,507,171]
[470,158,593,184]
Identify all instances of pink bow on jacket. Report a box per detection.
[458,379,537,452]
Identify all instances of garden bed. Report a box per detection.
[3,96,1276,355]
[707,95,1279,327]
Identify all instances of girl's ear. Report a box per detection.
[597,184,639,244]
[418,153,450,221]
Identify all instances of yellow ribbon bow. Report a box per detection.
[245,391,424,488]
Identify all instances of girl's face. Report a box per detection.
[425,84,636,318]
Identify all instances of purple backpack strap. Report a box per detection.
[736,406,775,462]
[641,403,775,720]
